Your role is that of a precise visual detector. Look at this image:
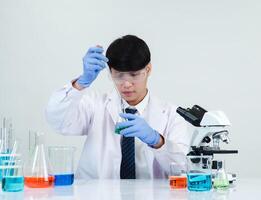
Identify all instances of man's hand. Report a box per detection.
[76,46,108,89]
[116,113,162,147]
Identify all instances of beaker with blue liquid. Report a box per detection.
[1,159,24,192]
[0,153,21,183]
[187,155,212,191]
[48,146,76,186]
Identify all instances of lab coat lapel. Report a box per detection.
[106,91,168,134]
[106,90,121,124]
[145,96,168,135]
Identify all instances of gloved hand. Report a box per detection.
[116,113,161,146]
[76,46,109,88]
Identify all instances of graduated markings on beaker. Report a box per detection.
[169,176,187,189]
[187,173,212,191]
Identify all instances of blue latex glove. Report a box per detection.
[76,46,109,88]
[116,113,161,146]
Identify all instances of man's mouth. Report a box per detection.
[122,91,134,97]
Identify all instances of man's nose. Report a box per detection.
[122,80,132,88]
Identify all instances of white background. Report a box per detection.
[0,0,260,178]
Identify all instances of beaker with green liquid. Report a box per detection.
[115,114,126,134]
[114,107,137,134]
[114,101,126,134]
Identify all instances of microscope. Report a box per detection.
[176,105,238,184]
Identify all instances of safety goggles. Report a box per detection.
[110,68,148,84]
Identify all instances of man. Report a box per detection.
[46,35,191,179]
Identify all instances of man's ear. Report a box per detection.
[147,63,152,76]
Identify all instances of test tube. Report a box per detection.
[1,117,14,154]
[107,67,127,134]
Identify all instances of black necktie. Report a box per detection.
[120,107,137,179]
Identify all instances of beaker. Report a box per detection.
[114,101,126,134]
[0,154,20,182]
[48,146,76,186]
[187,155,212,191]
[115,118,127,134]
[1,159,24,192]
[169,162,187,189]
[0,140,21,182]
[115,107,137,134]
[24,132,54,188]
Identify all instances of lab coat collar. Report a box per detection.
[121,90,150,115]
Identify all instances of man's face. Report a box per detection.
[110,64,151,105]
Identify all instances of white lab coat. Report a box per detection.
[45,82,191,179]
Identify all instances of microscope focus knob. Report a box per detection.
[202,136,211,143]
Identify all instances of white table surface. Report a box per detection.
[0,178,260,200]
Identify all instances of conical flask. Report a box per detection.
[24,132,54,188]
[213,160,229,189]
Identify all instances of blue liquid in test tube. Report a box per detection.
[187,173,212,191]
[54,174,74,186]
[2,176,24,192]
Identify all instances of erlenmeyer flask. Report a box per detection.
[24,132,54,188]
[213,160,229,189]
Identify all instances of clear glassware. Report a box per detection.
[0,140,21,183]
[114,99,127,134]
[169,162,187,189]
[24,132,54,188]
[187,155,212,191]
[48,146,76,186]
[1,159,24,192]
[213,160,229,189]
[0,117,14,154]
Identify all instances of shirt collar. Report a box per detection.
[121,90,150,115]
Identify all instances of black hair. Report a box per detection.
[106,35,151,72]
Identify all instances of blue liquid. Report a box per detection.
[0,155,10,181]
[2,176,24,192]
[187,173,212,191]
[54,174,74,186]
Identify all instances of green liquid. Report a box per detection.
[213,179,229,189]
[114,127,126,134]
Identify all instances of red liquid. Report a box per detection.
[169,176,187,189]
[24,176,54,188]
